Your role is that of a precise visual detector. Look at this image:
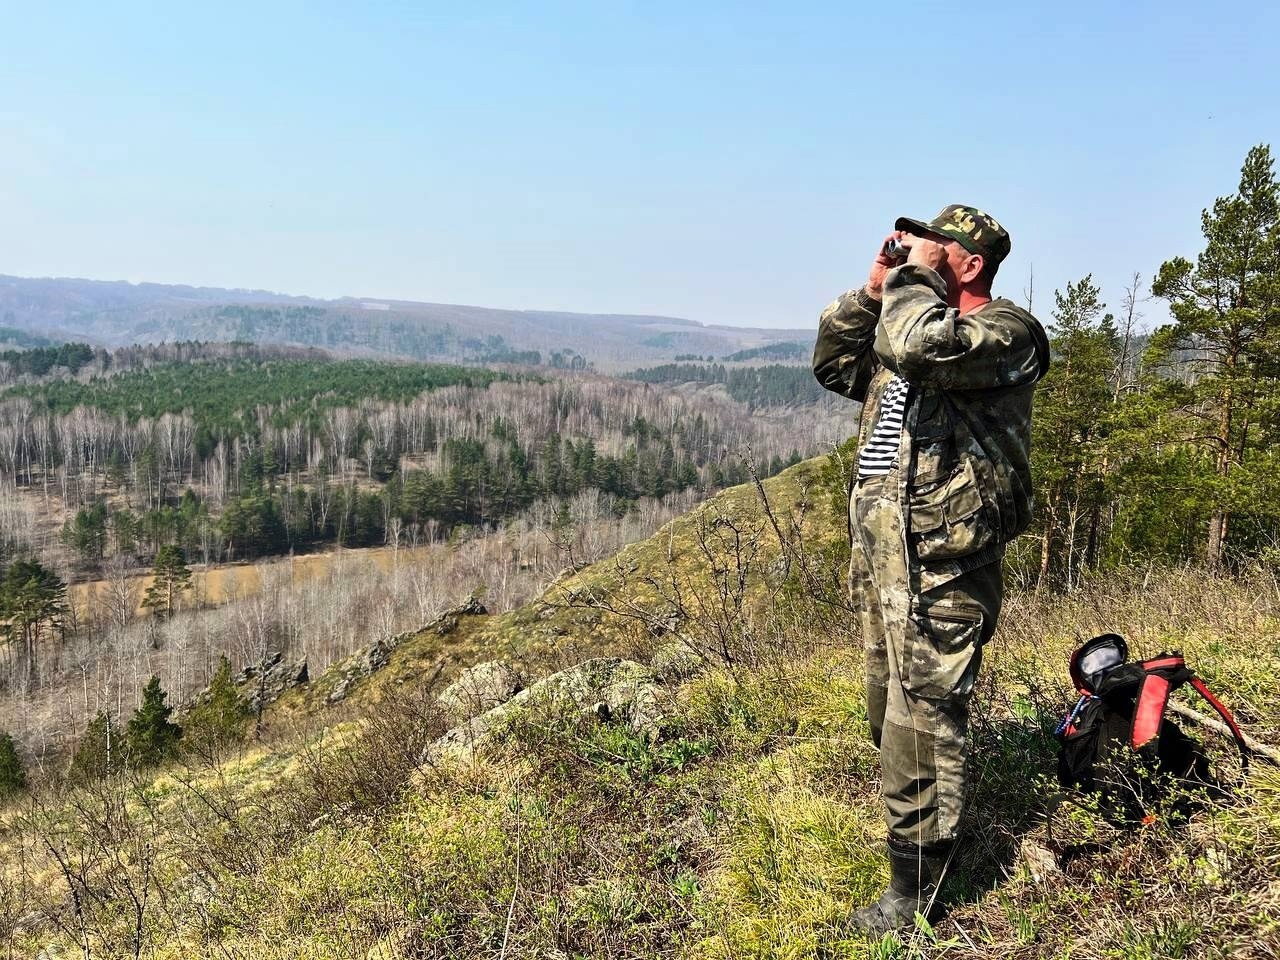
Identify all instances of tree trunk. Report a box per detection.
[1208,378,1235,568]
[1037,528,1053,591]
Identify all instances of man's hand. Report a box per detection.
[865,231,906,300]
[906,235,949,271]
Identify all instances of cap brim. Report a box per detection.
[894,216,931,235]
[894,215,989,258]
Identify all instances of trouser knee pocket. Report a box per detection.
[903,601,985,701]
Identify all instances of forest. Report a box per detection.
[0,333,846,753]
[0,354,831,583]
[625,361,825,408]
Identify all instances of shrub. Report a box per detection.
[0,732,24,798]
[183,655,251,757]
[126,676,183,767]
[69,712,122,782]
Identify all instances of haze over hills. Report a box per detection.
[0,274,810,369]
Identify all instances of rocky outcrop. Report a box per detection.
[326,595,490,703]
[429,657,673,760]
[327,636,398,704]
[437,661,524,721]
[432,595,488,636]
[235,653,309,711]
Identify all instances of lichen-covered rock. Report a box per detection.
[433,594,489,635]
[453,595,488,617]
[1018,837,1062,884]
[437,661,523,720]
[235,652,309,710]
[649,641,707,682]
[429,657,674,760]
[327,636,396,703]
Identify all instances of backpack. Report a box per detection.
[1055,634,1248,822]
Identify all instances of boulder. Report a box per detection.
[437,661,524,720]
[649,641,706,682]
[236,653,309,711]
[327,636,396,704]
[429,657,673,760]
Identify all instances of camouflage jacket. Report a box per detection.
[813,263,1050,572]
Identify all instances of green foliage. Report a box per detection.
[721,341,809,363]
[61,501,109,565]
[1023,144,1280,581]
[218,494,288,558]
[1150,142,1280,566]
[68,712,122,782]
[141,544,193,618]
[7,357,506,431]
[183,656,251,754]
[0,341,95,377]
[0,325,57,350]
[0,732,25,798]
[0,560,67,682]
[125,676,183,767]
[627,362,825,407]
[1031,275,1122,586]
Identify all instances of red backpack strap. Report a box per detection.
[1188,676,1250,769]
[1129,653,1188,750]
[1131,672,1171,749]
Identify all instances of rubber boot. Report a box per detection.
[850,836,953,936]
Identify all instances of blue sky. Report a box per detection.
[0,2,1275,329]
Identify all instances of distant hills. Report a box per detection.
[0,274,808,368]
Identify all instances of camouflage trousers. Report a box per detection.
[850,470,1003,846]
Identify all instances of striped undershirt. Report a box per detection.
[857,375,909,478]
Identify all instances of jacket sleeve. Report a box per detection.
[874,264,1044,390]
[812,287,882,402]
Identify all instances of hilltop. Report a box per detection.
[0,273,804,369]
[2,457,1279,958]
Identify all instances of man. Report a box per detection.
[812,205,1049,934]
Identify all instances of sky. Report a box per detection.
[0,2,1276,330]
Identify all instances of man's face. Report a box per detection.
[914,230,984,298]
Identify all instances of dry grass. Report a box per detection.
[1,462,1279,958]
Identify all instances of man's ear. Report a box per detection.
[959,253,986,285]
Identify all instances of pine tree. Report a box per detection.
[1152,143,1280,566]
[0,559,68,687]
[1032,276,1121,588]
[141,544,193,618]
[69,712,120,782]
[126,676,183,767]
[183,655,251,755]
[0,732,25,798]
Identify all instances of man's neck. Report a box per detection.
[955,288,993,315]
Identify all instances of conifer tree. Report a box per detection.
[126,676,183,767]
[141,544,193,618]
[183,655,251,755]
[1032,276,1120,588]
[0,732,24,798]
[69,712,120,782]
[0,559,68,686]
[1152,143,1280,566]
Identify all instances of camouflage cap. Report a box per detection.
[895,204,1011,269]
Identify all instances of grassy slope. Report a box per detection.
[4,458,1280,959]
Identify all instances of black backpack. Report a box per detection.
[1055,634,1248,822]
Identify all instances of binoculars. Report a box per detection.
[883,238,910,259]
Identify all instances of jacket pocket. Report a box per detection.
[908,457,996,562]
[903,602,984,700]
